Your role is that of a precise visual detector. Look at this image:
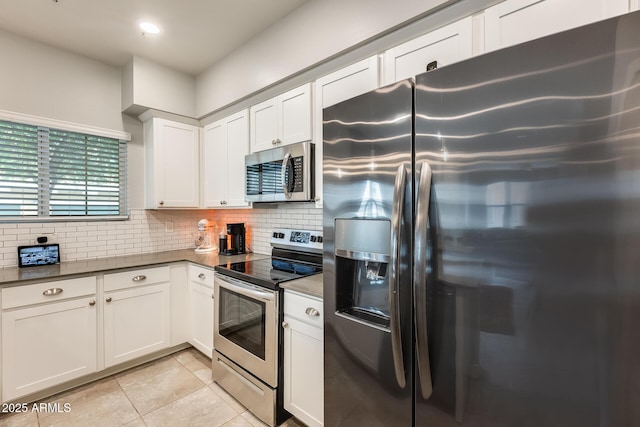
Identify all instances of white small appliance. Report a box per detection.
[194,219,217,253]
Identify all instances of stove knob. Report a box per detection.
[278,232,285,239]
[318,236,323,243]
[272,232,278,238]
[310,236,317,242]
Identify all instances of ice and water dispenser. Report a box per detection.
[334,218,392,329]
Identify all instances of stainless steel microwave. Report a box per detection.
[245,141,315,203]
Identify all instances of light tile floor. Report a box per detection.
[0,348,306,427]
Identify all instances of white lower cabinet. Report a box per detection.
[283,290,323,427]
[187,265,214,357]
[104,267,171,368]
[1,277,97,401]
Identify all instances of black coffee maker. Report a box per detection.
[220,223,246,255]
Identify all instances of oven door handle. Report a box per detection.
[216,274,277,302]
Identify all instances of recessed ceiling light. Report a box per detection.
[139,22,160,34]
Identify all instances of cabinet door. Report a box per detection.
[283,316,323,427]
[250,98,279,153]
[279,83,312,146]
[2,297,97,401]
[188,281,214,357]
[225,110,250,207]
[484,0,628,52]
[104,283,171,368]
[382,17,473,84]
[313,56,380,207]
[152,119,200,208]
[202,120,228,207]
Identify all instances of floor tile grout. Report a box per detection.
[0,348,301,427]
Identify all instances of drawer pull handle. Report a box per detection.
[106,297,113,303]
[198,273,206,280]
[42,288,63,296]
[305,307,320,317]
[132,275,147,282]
[89,300,96,306]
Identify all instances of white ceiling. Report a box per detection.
[0,0,309,76]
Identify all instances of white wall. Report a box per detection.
[0,28,124,132]
[122,56,196,118]
[196,0,455,116]
[0,28,146,212]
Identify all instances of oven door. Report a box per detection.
[214,273,278,387]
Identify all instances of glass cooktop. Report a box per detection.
[215,257,322,290]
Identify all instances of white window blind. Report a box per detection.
[0,119,127,220]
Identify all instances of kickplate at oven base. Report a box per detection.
[212,351,277,427]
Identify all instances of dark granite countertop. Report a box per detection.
[0,249,269,287]
[280,273,323,299]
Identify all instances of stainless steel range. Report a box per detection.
[212,228,322,427]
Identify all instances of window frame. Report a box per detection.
[0,110,131,222]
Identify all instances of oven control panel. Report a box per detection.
[271,228,323,252]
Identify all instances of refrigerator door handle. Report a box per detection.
[414,161,434,399]
[390,164,407,389]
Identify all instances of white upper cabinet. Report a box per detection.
[144,118,200,209]
[250,83,312,153]
[313,56,380,207]
[315,56,380,109]
[202,109,250,208]
[484,0,629,52]
[382,17,473,84]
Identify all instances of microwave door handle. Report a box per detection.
[281,152,292,199]
[414,161,434,399]
[390,164,407,389]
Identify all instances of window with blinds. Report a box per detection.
[0,119,127,220]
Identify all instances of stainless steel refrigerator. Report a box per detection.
[323,10,640,427]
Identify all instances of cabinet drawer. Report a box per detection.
[189,265,214,288]
[104,265,170,292]
[2,276,97,310]
[284,290,323,327]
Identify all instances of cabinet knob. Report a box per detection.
[198,273,206,280]
[43,288,63,296]
[282,321,289,328]
[211,293,215,299]
[89,300,96,306]
[106,297,113,303]
[305,307,320,317]
[272,139,277,145]
[132,275,147,282]
[275,138,281,145]
[159,200,164,206]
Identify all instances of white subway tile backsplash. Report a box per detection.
[0,205,322,267]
